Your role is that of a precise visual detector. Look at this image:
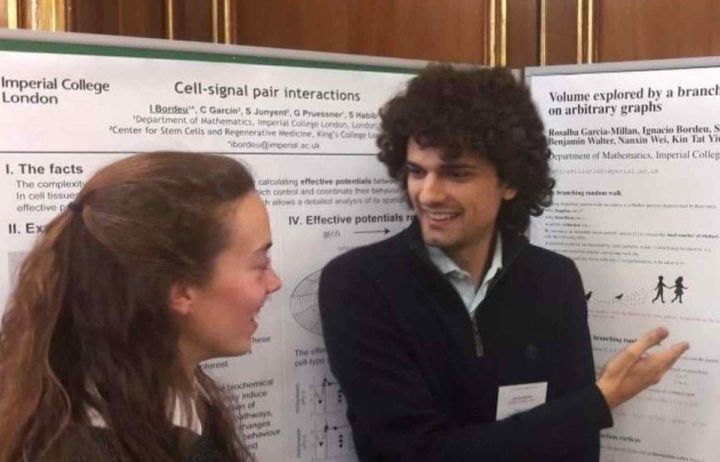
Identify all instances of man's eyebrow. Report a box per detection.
[440,162,477,170]
[404,161,425,170]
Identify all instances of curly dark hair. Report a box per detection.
[377,64,555,235]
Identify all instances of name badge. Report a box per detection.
[496,382,548,420]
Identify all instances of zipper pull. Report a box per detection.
[472,319,484,357]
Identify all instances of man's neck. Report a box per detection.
[445,230,498,287]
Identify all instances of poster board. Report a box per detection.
[527,58,720,462]
[0,29,425,461]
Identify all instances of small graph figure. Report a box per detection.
[313,377,345,415]
[671,276,688,304]
[295,375,354,460]
[290,270,323,335]
[652,275,670,303]
[313,413,354,459]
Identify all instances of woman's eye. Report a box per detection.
[257,258,271,271]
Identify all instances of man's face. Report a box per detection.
[406,138,517,257]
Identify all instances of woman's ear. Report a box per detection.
[169,281,195,316]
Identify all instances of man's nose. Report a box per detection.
[418,174,446,204]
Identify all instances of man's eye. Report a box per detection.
[405,165,424,177]
[447,170,470,179]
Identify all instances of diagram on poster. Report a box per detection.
[291,270,323,335]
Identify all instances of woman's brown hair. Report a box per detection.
[0,152,256,461]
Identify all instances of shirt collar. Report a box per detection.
[426,233,503,287]
[86,384,203,435]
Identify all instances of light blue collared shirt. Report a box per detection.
[426,233,503,316]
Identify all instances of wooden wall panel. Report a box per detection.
[351,0,487,63]
[70,0,165,38]
[235,0,351,53]
[68,0,116,35]
[14,0,720,69]
[543,0,578,65]
[116,0,164,38]
[18,0,30,29]
[234,0,488,63]
[174,0,214,42]
[17,0,65,31]
[507,0,538,68]
[597,0,720,62]
[0,0,8,28]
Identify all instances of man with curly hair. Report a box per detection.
[319,65,687,462]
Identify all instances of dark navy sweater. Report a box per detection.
[319,221,613,462]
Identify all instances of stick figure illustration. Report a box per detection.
[670,276,688,304]
[652,275,669,303]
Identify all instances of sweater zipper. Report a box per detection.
[470,315,484,357]
[411,230,528,359]
[468,245,526,358]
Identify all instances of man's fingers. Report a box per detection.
[625,326,669,358]
[637,341,690,386]
[597,330,689,409]
[651,341,690,371]
[605,327,672,377]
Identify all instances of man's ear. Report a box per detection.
[169,281,195,316]
[502,184,518,201]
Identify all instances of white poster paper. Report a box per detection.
[529,65,720,462]
[0,37,418,461]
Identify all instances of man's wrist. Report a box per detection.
[595,380,617,409]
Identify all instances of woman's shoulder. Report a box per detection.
[37,425,124,462]
[38,424,235,462]
[180,427,234,462]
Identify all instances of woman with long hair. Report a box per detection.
[0,151,281,461]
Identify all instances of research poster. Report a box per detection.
[529,64,720,461]
[0,35,418,461]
